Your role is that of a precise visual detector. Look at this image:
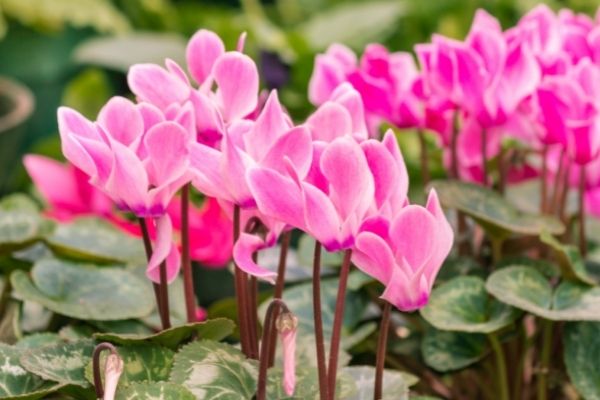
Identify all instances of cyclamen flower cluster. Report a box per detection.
[57,29,453,313]
[309,5,600,203]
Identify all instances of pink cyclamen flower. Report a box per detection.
[58,96,194,283]
[276,312,298,396]
[352,190,453,311]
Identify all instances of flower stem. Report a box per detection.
[540,144,548,214]
[481,127,489,187]
[327,249,353,400]
[268,230,292,367]
[578,165,587,257]
[256,299,289,400]
[488,332,509,400]
[181,184,196,323]
[313,242,329,400]
[417,129,430,187]
[537,319,553,400]
[92,342,119,399]
[248,274,260,359]
[550,148,565,214]
[138,218,170,330]
[233,205,251,357]
[374,301,391,400]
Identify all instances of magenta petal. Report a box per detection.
[381,262,430,312]
[247,167,305,229]
[353,231,394,284]
[128,64,190,110]
[190,91,224,146]
[105,140,149,214]
[144,121,191,186]
[97,97,144,147]
[232,233,277,283]
[320,137,374,220]
[213,52,259,121]
[186,29,225,85]
[146,215,180,283]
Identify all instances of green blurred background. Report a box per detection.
[0,0,596,192]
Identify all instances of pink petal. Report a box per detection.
[232,233,277,283]
[381,261,430,312]
[105,140,149,215]
[137,102,165,131]
[308,44,356,105]
[302,183,341,251]
[389,205,437,272]
[361,139,399,209]
[353,231,394,284]
[320,137,374,220]
[144,121,191,187]
[245,91,291,161]
[190,143,227,200]
[280,325,297,396]
[247,168,305,229]
[259,126,313,178]
[186,29,225,85]
[146,215,180,283]
[306,102,352,142]
[423,189,454,286]
[213,52,259,121]
[128,64,190,110]
[190,91,225,146]
[97,97,144,147]
[165,59,190,86]
[329,83,368,139]
[222,133,255,207]
[57,108,101,177]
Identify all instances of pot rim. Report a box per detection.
[0,76,35,133]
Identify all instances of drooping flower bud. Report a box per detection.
[276,311,298,396]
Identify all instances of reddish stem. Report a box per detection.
[233,205,251,356]
[313,242,329,400]
[181,184,196,323]
[268,230,292,367]
[374,302,392,400]
[579,165,587,257]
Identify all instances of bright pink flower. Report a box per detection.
[351,190,453,311]
[58,96,193,283]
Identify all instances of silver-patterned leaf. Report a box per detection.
[421,329,488,372]
[564,322,600,400]
[342,366,416,400]
[115,381,195,400]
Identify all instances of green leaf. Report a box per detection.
[86,344,174,386]
[540,231,600,285]
[564,322,600,400]
[266,365,356,400]
[429,180,564,239]
[343,366,417,400]
[0,210,45,253]
[421,276,519,333]
[0,344,64,399]
[0,195,40,213]
[421,329,488,372]
[16,333,61,349]
[94,318,235,349]
[20,339,94,387]
[299,1,406,51]
[139,271,188,328]
[0,300,21,345]
[91,319,153,335]
[45,217,145,264]
[11,259,154,320]
[169,340,258,400]
[115,381,195,400]
[74,32,187,73]
[486,266,600,321]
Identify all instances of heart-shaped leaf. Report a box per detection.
[564,322,600,400]
[0,211,46,253]
[94,318,234,349]
[16,333,62,349]
[540,231,600,285]
[0,344,65,399]
[91,319,153,335]
[20,339,94,387]
[45,217,145,264]
[115,382,195,400]
[486,266,600,321]
[85,344,174,386]
[421,276,519,333]
[11,259,154,320]
[169,340,258,400]
[421,328,488,372]
[342,366,418,400]
[266,365,356,400]
[430,180,564,239]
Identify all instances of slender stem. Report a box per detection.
[327,249,353,400]
[232,205,250,356]
[488,333,509,400]
[550,148,565,214]
[181,184,196,323]
[417,129,430,187]
[92,342,118,399]
[256,299,289,400]
[513,320,530,400]
[312,242,329,400]
[541,145,548,214]
[497,146,507,195]
[578,165,587,257]
[481,128,489,186]
[374,302,392,400]
[491,238,503,266]
[0,277,12,319]
[248,274,260,359]
[559,160,571,224]
[537,319,553,400]
[450,111,460,179]
[138,218,170,330]
[450,112,470,256]
[268,230,292,367]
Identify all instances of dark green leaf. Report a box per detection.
[421,329,488,372]
[564,322,600,400]
[115,381,195,400]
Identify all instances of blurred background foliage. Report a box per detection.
[0,0,597,191]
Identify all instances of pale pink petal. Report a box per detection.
[389,206,437,272]
[329,83,368,139]
[353,231,394,284]
[213,52,259,121]
[302,183,341,251]
[320,137,374,220]
[381,261,430,312]
[190,143,227,200]
[57,108,101,177]
[128,64,190,110]
[137,102,165,131]
[232,233,277,283]
[105,140,149,214]
[222,134,255,207]
[245,91,291,160]
[280,323,297,396]
[306,102,352,142]
[74,135,113,185]
[97,97,144,147]
[146,215,180,283]
[190,91,225,146]
[165,59,190,86]
[186,29,225,85]
[308,44,356,105]
[361,139,399,209]
[144,121,191,187]
[259,126,313,178]
[423,189,454,286]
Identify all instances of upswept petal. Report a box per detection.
[186,29,225,85]
[213,52,259,121]
[144,121,191,187]
[190,142,227,200]
[105,139,149,214]
[353,231,394,284]
[329,83,368,139]
[361,139,399,209]
[97,96,144,147]
[146,215,180,283]
[302,183,341,251]
[381,261,430,312]
[190,91,225,146]
[259,126,313,178]
[128,64,190,110]
[222,133,255,207]
[244,91,291,160]
[306,102,352,142]
[232,233,277,283]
